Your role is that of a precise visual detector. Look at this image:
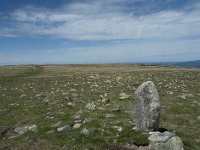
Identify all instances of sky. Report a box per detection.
[0,0,200,65]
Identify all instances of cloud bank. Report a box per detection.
[0,0,200,64]
[1,0,200,41]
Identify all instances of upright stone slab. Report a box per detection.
[134,81,160,132]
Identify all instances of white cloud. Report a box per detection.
[0,1,200,65]
[2,1,199,41]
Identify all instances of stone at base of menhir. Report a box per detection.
[148,131,184,150]
[134,81,160,132]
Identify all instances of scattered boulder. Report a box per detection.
[177,93,194,100]
[43,97,50,103]
[134,81,160,132]
[112,126,123,132]
[100,93,110,103]
[74,119,82,123]
[73,110,83,120]
[167,91,174,95]
[19,94,27,99]
[14,125,37,135]
[119,93,129,100]
[83,117,93,124]
[112,105,121,112]
[67,102,75,108]
[86,102,96,110]
[105,114,115,118]
[148,131,184,150]
[73,123,81,129]
[57,125,71,133]
[46,130,55,134]
[45,116,54,119]
[80,128,90,136]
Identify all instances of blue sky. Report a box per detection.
[0,0,200,65]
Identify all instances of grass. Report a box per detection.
[0,64,200,149]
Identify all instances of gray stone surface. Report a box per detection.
[148,132,184,150]
[73,123,81,129]
[14,125,37,135]
[80,128,90,135]
[125,143,139,150]
[134,81,160,132]
[73,110,83,120]
[177,93,194,100]
[138,146,149,150]
[148,131,175,143]
[86,102,96,110]
[105,113,115,118]
[83,116,93,124]
[57,125,71,133]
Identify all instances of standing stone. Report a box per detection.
[134,81,160,132]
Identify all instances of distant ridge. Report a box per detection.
[117,60,200,68]
[168,60,200,68]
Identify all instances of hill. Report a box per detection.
[158,60,200,68]
[171,60,200,68]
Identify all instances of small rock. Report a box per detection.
[47,130,55,134]
[83,117,93,124]
[80,128,90,136]
[67,102,75,108]
[73,123,81,129]
[195,139,200,143]
[28,125,37,132]
[197,116,200,120]
[45,116,54,119]
[177,94,187,100]
[8,135,19,139]
[132,127,139,131]
[188,94,194,98]
[74,119,82,123]
[167,91,174,95]
[43,97,50,103]
[19,94,27,99]
[14,125,37,135]
[73,110,83,120]
[119,93,129,100]
[100,93,110,103]
[105,114,115,118]
[112,105,121,112]
[57,125,71,133]
[86,102,96,110]
[113,126,123,132]
[177,93,194,100]
[51,121,63,128]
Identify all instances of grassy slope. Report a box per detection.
[0,65,200,150]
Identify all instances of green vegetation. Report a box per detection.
[0,65,200,149]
